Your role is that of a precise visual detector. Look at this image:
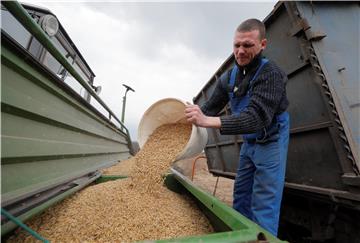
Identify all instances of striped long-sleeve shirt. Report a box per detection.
[201,54,289,135]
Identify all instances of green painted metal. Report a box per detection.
[1,208,49,243]
[167,169,286,243]
[2,154,125,204]
[153,230,262,243]
[1,1,130,138]
[163,172,185,194]
[170,169,253,230]
[2,112,128,159]
[1,173,101,236]
[1,41,127,146]
[1,39,131,206]
[1,1,133,234]
[95,175,128,184]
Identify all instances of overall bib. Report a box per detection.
[229,59,290,236]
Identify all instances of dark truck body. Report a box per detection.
[193,2,360,241]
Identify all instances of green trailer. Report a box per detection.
[93,169,286,243]
[1,1,286,242]
[1,0,133,236]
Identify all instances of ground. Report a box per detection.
[172,155,234,206]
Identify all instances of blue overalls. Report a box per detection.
[229,59,290,236]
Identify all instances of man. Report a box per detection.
[185,18,289,236]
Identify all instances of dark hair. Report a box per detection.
[236,18,266,40]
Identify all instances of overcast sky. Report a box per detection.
[34,0,277,140]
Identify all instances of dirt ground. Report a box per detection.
[173,155,234,206]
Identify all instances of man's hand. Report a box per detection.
[185,103,221,128]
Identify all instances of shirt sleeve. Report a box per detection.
[219,70,287,135]
[200,72,229,116]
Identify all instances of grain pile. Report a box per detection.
[102,157,135,175]
[8,123,213,243]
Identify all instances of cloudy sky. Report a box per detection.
[34,0,276,140]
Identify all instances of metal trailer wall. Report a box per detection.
[1,2,132,234]
[193,2,360,241]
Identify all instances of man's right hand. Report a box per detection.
[185,103,221,128]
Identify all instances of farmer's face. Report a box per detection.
[233,29,267,66]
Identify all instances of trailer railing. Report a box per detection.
[2,1,131,141]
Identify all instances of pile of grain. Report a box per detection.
[8,123,213,243]
[102,157,135,175]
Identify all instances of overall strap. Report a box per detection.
[228,58,269,96]
[229,65,238,98]
[250,58,269,85]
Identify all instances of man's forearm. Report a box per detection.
[203,116,221,128]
